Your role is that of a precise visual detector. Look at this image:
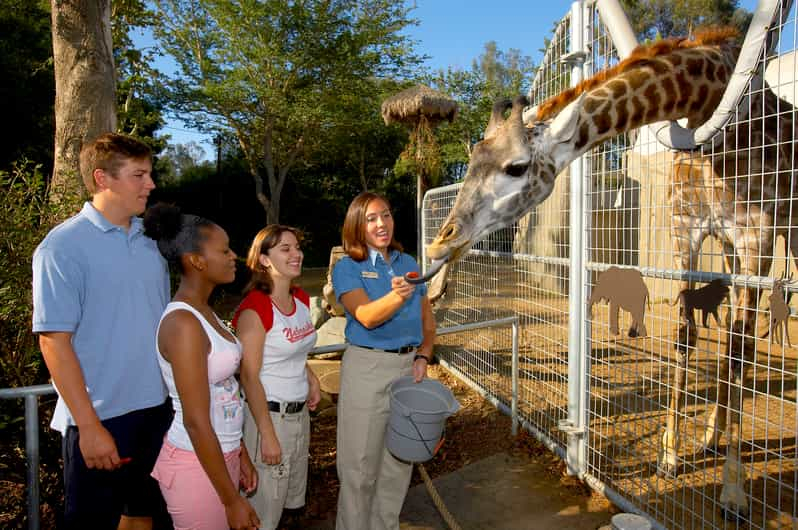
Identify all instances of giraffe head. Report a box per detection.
[410,28,739,284]
[419,93,584,275]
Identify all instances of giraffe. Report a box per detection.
[419,28,798,520]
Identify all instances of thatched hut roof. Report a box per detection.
[381,85,458,126]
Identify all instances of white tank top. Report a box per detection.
[157,302,244,453]
[233,289,317,402]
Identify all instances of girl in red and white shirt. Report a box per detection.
[233,225,321,530]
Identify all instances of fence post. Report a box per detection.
[511,319,519,436]
[25,393,40,530]
[559,0,589,478]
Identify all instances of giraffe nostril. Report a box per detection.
[440,224,458,240]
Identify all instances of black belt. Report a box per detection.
[268,401,305,414]
[357,344,417,354]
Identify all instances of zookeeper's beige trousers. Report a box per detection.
[335,345,414,530]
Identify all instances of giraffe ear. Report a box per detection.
[549,93,586,143]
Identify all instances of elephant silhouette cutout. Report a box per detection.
[588,266,649,337]
[675,278,729,328]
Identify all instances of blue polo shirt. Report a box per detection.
[332,248,427,350]
[32,202,169,433]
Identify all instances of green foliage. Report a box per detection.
[0,0,54,174]
[112,0,168,154]
[0,161,79,389]
[152,0,423,222]
[427,42,536,184]
[619,0,751,41]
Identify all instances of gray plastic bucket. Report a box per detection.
[611,514,652,530]
[386,376,460,463]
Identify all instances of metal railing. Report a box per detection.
[1,316,518,530]
[0,384,57,530]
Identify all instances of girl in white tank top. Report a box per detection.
[145,204,260,530]
[157,302,244,453]
[234,225,322,530]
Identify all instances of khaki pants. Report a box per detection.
[335,345,414,530]
[243,405,309,530]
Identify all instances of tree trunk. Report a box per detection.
[51,0,116,206]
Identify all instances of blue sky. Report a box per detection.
[158,0,761,158]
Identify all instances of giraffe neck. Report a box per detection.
[569,45,737,156]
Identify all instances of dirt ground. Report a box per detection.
[286,365,616,529]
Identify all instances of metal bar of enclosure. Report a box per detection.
[466,248,798,294]
[311,317,522,433]
[0,384,56,530]
[562,0,590,479]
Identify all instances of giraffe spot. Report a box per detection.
[625,70,649,91]
[690,84,709,114]
[583,95,604,115]
[643,85,661,116]
[615,99,629,131]
[650,58,671,75]
[592,88,609,101]
[675,71,692,105]
[716,63,728,82]
[686,58,704,78]
[575,122,590,150]
[594,111,612,135]
[629,96,645,127]
[705,61,716,82]
[606,80,627,100]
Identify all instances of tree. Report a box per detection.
[619,0,751,41]
[50,0,116,205]
[428,42,536,184]
[0,0,55,173]
[112,0,167,154]
[156,141,209,184]
[313,78,409,192]
[152,0,422,223]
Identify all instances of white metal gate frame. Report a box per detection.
[422,1,798,528]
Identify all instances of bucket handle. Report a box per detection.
[406,414,446,459]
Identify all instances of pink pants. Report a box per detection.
[151,440,241,530]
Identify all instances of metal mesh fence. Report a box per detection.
[423,1,798,528]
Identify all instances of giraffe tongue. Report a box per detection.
[405,258,447,284]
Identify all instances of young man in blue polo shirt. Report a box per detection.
[32,133,172,530]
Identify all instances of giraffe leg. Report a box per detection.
[729,232,772,354]
[700,352,728,450]
[660,323,697,477]
[720,358,749,521]
[658,349,688,477]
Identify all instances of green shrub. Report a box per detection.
[0,160,79,389]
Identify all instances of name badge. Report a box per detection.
[361,271,379,279]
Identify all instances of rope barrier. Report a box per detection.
[417,463,462,530]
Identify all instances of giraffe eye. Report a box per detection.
[504,163,529,178]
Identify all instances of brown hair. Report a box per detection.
[341,192,403,262]
[243,224,304,295]
[79,133,152,194]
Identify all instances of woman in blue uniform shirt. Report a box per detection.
[331,191,436,530]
